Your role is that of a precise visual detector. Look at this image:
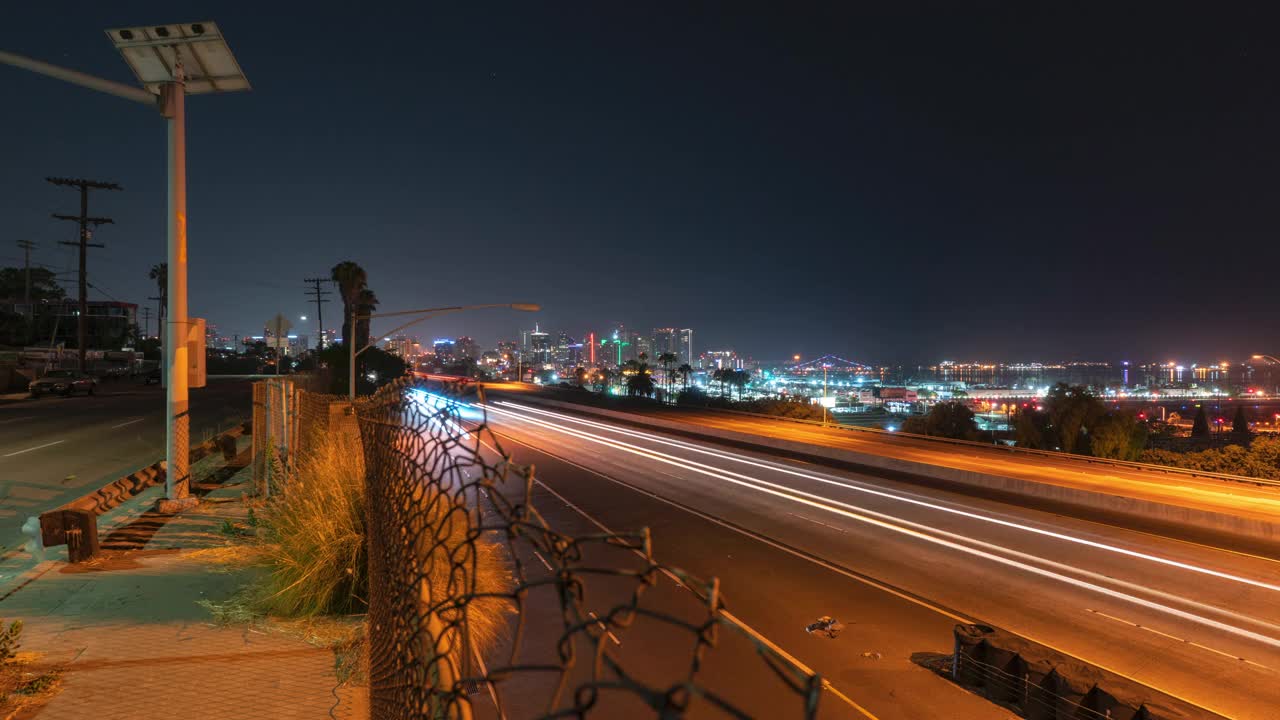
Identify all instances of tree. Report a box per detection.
[1232,406,1250,435]
[729,369,751,400]
[677,363,693,391]
[330,261,368,346]
[1040,383,1106,453]
[0,267,64,302]
[901,401,980,440]
[355,288,379,350]
[656,352,678,398]
[1191,406,1210,438]
[573,366,588,387]
[1090,412,1148,460]
[149,263,167,320]
[625,369,656,397]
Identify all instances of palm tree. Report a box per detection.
[355,288,379,350]
[330,261,368,346]
[656,352,678,399]
[677,363,693,392]
[148,263,167,323]
[731,369,751,400]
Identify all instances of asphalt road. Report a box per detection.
[0,378,250,555]
[463,396,1280,720]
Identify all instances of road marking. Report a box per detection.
[0,416,35,425]
[531,550,554,572]
[111,418,145,429]
[787,511,846,533]
[482,430,889,718]
[587,611,622,645]
[2,440,65,458]
[1085,608,1275,672]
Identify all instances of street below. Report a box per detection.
[467,397,1280,720]
[0,378,249,558]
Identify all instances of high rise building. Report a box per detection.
[523,325,552,366]
[678,328,694,366]
[433,338,457,362]
[700,349,740,370]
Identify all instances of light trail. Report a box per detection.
[474,400,1280,650]
[495,400,1280,595]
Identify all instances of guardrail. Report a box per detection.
[32,420,248,562]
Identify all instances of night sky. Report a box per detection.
[5,3,1279,364]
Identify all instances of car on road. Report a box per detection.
[143,367,162,385]
[29,370,97,397]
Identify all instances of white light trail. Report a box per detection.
[496,401,1280,595]
[476,400,1280,649]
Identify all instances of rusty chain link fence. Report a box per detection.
[354,375,824,719]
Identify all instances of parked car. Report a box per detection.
[143,367,162,385]
[29,370,96,397]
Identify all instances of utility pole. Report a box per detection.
[140,306,152,339]
[17,240,35,306]
[303,277,332,350]
[49,176,120,372]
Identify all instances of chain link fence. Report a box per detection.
[354,376,823,719]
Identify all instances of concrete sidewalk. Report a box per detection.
[0,457,368,719]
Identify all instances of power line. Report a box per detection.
[48,176,121,371]
[304,276,333,349]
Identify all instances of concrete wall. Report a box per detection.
[503,396,1280,546]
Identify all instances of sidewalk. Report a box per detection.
[0,451,368,719]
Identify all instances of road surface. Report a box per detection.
[0,378,249,556]
[462,396,1280,719]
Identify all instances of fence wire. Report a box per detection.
[355,376,823,719]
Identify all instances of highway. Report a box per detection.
[459,396,1280,719]
[0,378,249,558]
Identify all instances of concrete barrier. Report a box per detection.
[33,421,249,562]
[498,396,1280,546]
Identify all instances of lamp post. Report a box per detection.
[2,22,249,502]
[349,303,539,400]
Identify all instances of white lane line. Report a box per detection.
[531,550,554,572]
[481,431,889,719]
[483,402,1280,646]
[1085,608,1275,672]
[0,416,35,425]
[111,418,145,429]
[587,611,622,645]
[497,401,1280,595]
[2,439,65,458]
[787,511,847,533]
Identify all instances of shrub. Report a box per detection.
[0,620,21,663]
[254,430,369,616]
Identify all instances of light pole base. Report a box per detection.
[155,496,199,514]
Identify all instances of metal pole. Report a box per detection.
[162,72,190,501]
[349,306,357,401]
[77,187,88,372]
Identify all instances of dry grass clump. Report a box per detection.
[255,430,369,616]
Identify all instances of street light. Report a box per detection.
[348,303,540,400]
[2,22,249,503]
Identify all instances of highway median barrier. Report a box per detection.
[30,421,249,563]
